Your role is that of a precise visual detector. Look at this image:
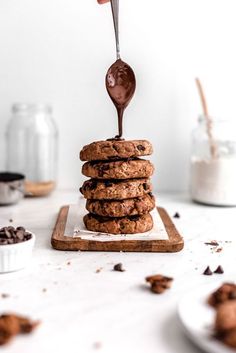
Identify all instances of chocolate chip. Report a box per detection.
[137,144,145,151]
[16,226,25,232]
[0,226,32,245]
[130,215,139,221]
[98,164,110,177]
[203,266,213,275]
[104,180,113,187]
[16,230,24,241]
[113,263,125,272]
[173,212,180,218]
[229,291,236,299]
[143,183,148,190]
[214,265,224,274]
[89,180,98,190]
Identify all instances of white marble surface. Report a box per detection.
[0,190,236,353]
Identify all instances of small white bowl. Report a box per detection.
[0,233,35,273]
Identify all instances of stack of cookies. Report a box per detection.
[80,139,155,234]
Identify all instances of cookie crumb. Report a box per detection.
[203,266,213,276]
[67,261,71,266]
[205,240,219,246]
[113,263,125,272]
[93,341,102,349]
[214,266,224,274]
[42,288,47,293]
[146,274,173,294]
[95,268,102,273]
[216,247,223,253]
[8,219,13,223]
[1,294,10,299]
[173,212,180,218]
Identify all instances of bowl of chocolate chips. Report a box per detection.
[0,226,35,273]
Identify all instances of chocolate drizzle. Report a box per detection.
[106,59,136,138]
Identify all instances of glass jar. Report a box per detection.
[6,103,58,196]
[190,116,236,206]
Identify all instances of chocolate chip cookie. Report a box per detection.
[83,213,153,234]
[80,178,152,200]
[82,159,154,179]
[215,301,236,332]
[80,140,153,161]
[208,283,236,308]
[86,193,155,217]
[223,328,236,348]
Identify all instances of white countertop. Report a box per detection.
[1,190,236,353]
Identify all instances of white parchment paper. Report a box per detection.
[64,203,169,242]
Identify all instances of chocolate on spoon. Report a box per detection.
[106,59,136,138]
[105,0,136,139]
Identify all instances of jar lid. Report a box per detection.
[12,103,52,114]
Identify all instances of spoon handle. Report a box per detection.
[110,0,120,60]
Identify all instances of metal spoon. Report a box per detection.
[105,0,136,138]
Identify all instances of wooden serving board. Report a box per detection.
[51,205,184,252]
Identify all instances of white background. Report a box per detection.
[1,0,236,191]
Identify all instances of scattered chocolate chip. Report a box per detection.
[8,219,13,223]
[0,226,32,245]
[214,266,224,274]
[203,266,213,276]
[173,212,180,218]
[205,240,219,246]
[42,288,47,293]
[146,274,173,294]
[113,263,125,272]
[67,261,71,266]
[0,313,40,346]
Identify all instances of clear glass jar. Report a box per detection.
[6,103,58,196]
[190,116,236,206]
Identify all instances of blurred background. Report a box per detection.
[1,0,236,192]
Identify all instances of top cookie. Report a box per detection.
[80,140,153,161]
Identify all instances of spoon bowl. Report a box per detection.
[106,59,136,138]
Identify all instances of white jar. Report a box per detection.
[190,116,236,206]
